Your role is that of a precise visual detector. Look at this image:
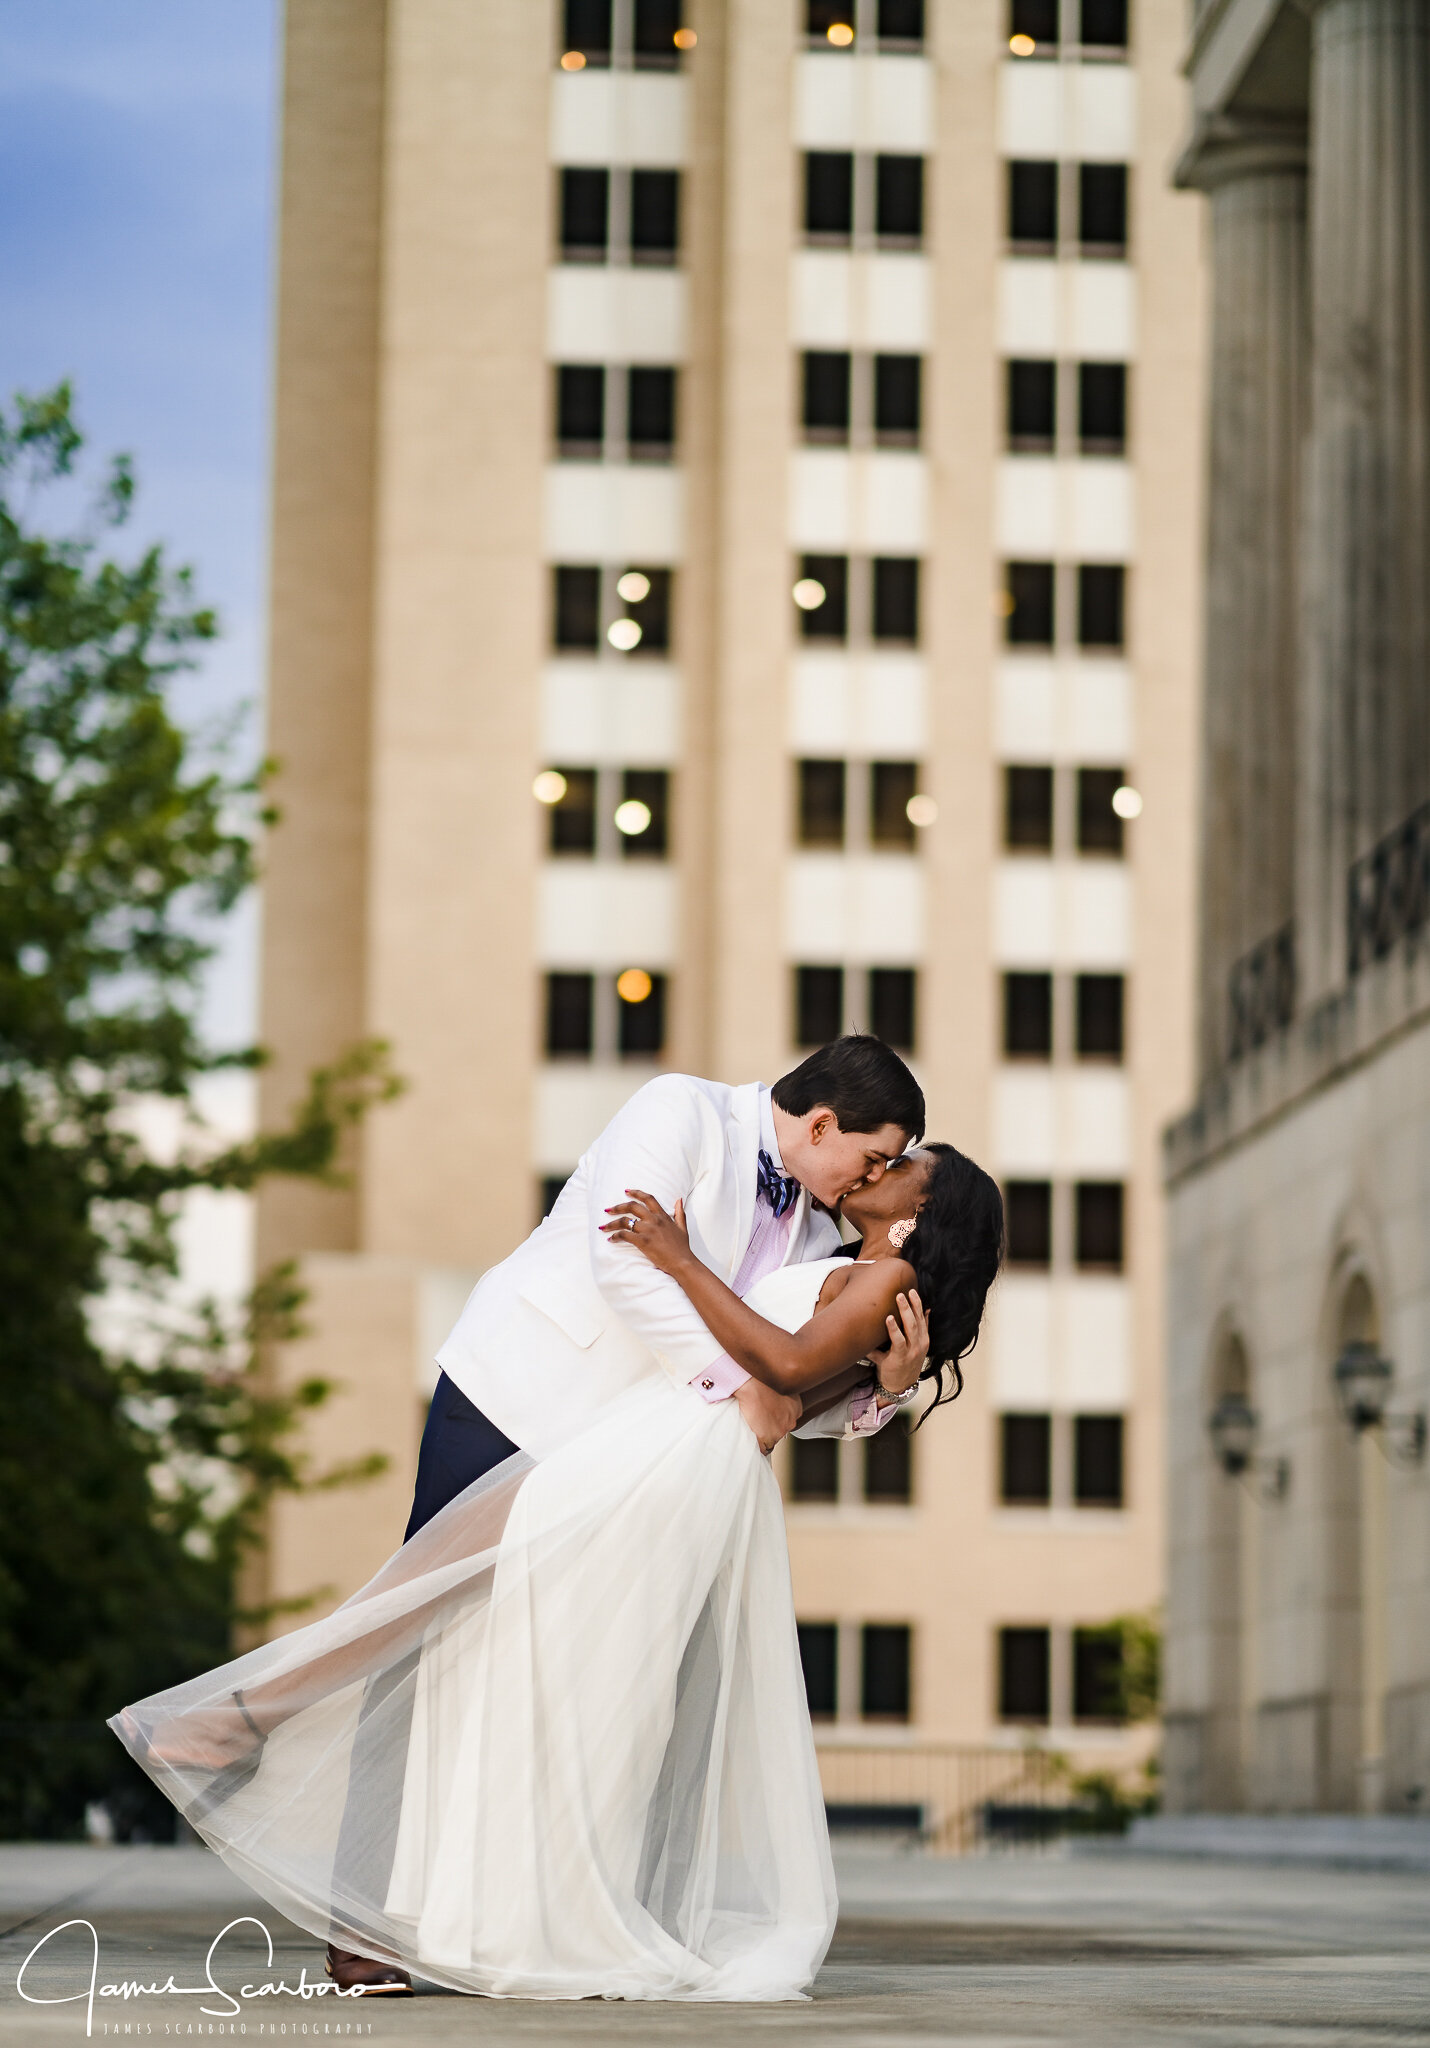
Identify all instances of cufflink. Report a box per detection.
[701,1378,714,1391]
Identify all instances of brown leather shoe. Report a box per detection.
[324,1944,414,1994]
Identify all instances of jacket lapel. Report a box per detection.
[722,1082,762,1281]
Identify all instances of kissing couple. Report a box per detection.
[114,1034,1004,2004]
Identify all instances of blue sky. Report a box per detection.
[0,0,279,1046]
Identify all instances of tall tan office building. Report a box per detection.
[255,0,1204,1811]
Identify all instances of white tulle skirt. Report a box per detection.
[110,1375,836,2001]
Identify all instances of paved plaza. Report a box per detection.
[1,1839,1428,2047]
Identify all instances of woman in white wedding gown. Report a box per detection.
[112,1143,1003,2003]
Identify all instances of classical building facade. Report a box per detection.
[254,0,1204,1811]
[1165,0,1430,1814]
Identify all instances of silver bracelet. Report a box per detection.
[872,1370,921,1407]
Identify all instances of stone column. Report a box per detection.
[1179,126,1309,1077]
[1299,0,1430,1003]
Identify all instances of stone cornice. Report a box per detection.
[1175,111,1309,190]
[1163,942,1430,1186]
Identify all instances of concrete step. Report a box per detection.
[1105,1813,1430,1871]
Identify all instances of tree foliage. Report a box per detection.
[0,388,399,1837]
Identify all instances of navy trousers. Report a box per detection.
[404,1371,520,1540]
[330,1374,518,1944]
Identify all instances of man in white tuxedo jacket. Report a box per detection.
[409,1036,928,1523]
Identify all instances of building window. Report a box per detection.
[872,557,920,643]
[1007,359,1056,451]
[1004,763,1054,850]
[1005,561,1055,645]
[798,758,847,847]
[1075,972,1124,1058]
[796,965,844,1046]
[790,1438,840,1502]
[1074,1180,1124,1269]
[878,0,925,48]
[871,761,918,849]
[1000,1412,1052,1505]
[869,967,916,1052]
[998,1625,1050,1722]
[1077,563,1124,648]
[627,365,676,458]
[553,564,601,650]
[874,354,921,446]
[875,154,924,246]
[630,168,680,263]
[546,765,598,854]
[1003,971,1053,1058]
[564,0,612,65]
[545,972,594,1058]
[1079,162,1128,255]
[806,0,854,40]
[861,1624,911,1721]
[560,166,609,261]
[865,1415,913,1501]
[1074,1414,1124,1507]
[1011,0,1059,46]
[1073,1626,1124,1722]
[798,553,848,639]
[802,350,851,444]
[1008,160,1058,251]
[617,969,666,1057]
[1077,765,1126,854]
[797,1622,838,1718]
[1005,1180,1053,1267]
[1079,362,1126,453]
[1079,0,1129,52]
[556,364,604,456]
[619,768,669,857]
[620,565,671,653]
[540,1173,570,1217]
[805,151,854,242]
[633,0,684,68]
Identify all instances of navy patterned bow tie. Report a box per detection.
[757,1149,801,1219]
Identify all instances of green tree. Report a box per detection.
[0,387,398,1837]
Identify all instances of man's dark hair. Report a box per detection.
[772,1033,925,1142]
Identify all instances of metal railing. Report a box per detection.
[1347,800,1430,975]
[815,1740,1067,1853]
[1227,921,1296,1059]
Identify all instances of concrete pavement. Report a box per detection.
[1,1840,1428,2045]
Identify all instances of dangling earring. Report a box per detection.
[888,1217,915,1250]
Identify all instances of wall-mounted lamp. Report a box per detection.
[1333,1341,1426,1466]
[1207,1392,1290,1501]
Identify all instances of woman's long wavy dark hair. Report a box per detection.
[901,1142,1005,1418]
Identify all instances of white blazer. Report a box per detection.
[436,1074,847,1458]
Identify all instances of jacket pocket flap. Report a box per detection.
[516,1277,606,1350]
